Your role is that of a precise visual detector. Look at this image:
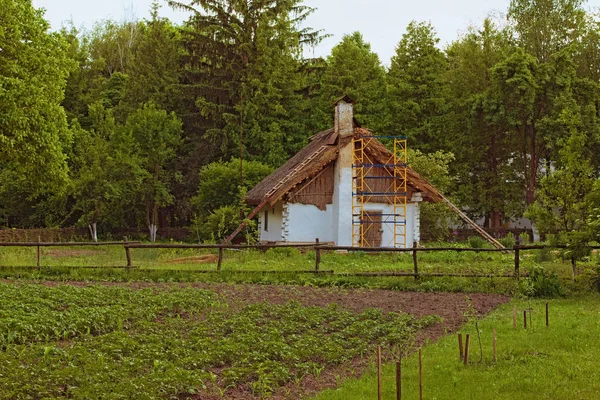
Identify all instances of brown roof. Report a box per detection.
[246,127,442,206]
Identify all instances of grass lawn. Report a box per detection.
[313,295,600,400]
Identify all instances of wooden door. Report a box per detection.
[363,211,382,247]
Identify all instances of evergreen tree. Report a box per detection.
[320,32,388,132]
[388,21,449,152]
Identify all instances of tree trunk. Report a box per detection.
[526,126,537,205]
[147,204,159,243]
[88,223,98,242]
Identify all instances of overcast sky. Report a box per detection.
[32,0,600,65]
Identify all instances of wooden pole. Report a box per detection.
[413,241,419,280]
[217,247,223,271]
[315,238,320,272]
[514,246,520,279]
[513,306,517,328]
[458,333,464,362]
[123,236,132,268]
[37,236,41,269]
[523,310,527,329]
[493,328,497,362]
[464,334,470,366]
[396,358,401,400]
[419,348,423,400]
[546,302,549,327]
[377,346,382,400]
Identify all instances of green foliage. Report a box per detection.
[320,32,388,132]
[468,236,488,249]
[123,102,182,240]
[193,159,273,218]
[500,233,516,248]
[520,266,562,297]
[526,131,596,249]
[0,0,75,189]
[0,283,436,398]
[388,21,448,151]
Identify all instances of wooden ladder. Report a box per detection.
[435,191,505,250]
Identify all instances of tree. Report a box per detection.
[388,21,449,152]
[170,0,322,170]
[408,149,457,241]
[118,1,182,117]
[68,103,144,240]
[124,103,183,242]
[320,32,388,132]
[508,0,586,63]
[193,159,273,219]
[445,20,523,227]
[0,0,75,189]
[526,130,595,274]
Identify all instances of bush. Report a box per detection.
[467,236,487,249]
[499,232,515,248]
[520,266,562,297]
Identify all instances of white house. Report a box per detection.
[246,97,443,248]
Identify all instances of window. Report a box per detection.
[264,209,269,232]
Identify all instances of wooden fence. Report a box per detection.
[0,237,596,279]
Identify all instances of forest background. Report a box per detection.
[3,0,600,245]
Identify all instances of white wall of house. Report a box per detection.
[257,201,284,242]
[258,199,422,248]
[285,203,334,243]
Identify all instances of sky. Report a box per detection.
[32,0,600,65]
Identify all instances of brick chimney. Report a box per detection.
[334,95,354,138]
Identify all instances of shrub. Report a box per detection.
[467,236,487,249]
[499,232,516,248]
[520,266,562,297]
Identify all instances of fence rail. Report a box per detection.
[0,237,595,278]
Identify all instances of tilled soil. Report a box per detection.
[8,280,510,399]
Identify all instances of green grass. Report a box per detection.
[312,295,600,400]
[0,282,437,399]
[1,242,598,296]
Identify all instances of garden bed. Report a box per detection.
[0,281,509,399]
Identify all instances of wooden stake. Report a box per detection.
[546,302,549,327]
[419,348,423,400]
[514,246,520,279]
[123,236,132,268]
[377,346,382,400]
[493,328,497,362]
[217,247,223,271]
[523,310,527,329]
[458,333,464,362]
[396,358,401,400]
[464,334,470,366]
[37,236,41,269]
[315,238,320,271]
[513,306,517,328]
[413,241,419,280]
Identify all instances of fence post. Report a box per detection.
[217,247,223,271]
[514,246,520,280]
[37,236,41,269]
[315,238,321,272]
[123,236,132,268]
[412,241,419,280]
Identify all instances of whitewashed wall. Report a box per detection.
[257,201,284,242]
[285,203,334,243]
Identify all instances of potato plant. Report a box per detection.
[0,283,437,399]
